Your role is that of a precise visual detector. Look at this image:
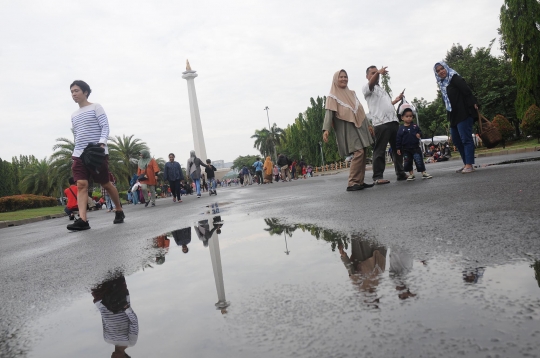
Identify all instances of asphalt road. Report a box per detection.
[1,151,539,357]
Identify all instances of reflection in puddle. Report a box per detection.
[27,216,540,358]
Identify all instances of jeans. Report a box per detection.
[402,147,426,173]
[64,207,77,216]
[105,194,116,210]
[372,121,405,180]
[194,179,201,195]
[169,179,181,200]
[451,117,475,165]
[132,190,139,204]
[209,178,216,190]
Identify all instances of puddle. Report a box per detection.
[475,156,540,168]
[22,217,540,358]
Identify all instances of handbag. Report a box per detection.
[477,110,502,149]
[137,173,147,181]
[80,143,106,173]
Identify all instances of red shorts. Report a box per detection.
[71,155,111,184]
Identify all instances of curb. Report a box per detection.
[0,213,67,229]
[476,146,540,158]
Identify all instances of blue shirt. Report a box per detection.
[253,161,263,171]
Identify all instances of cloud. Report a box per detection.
[0,0,503,163]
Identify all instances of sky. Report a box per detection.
[0,0,504,164]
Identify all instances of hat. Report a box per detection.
[397,103,415,117]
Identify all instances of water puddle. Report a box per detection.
[25,217,540,358]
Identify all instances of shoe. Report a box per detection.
[106,210,111,213]
[362,182,375,189]
[197,195,201,198]
[397,174,408,181]
[462,167,473,174]
[422,173,433,179]
[407,175,415,181]
[145,202,149,207]
[69,215,75,221]
[173,198,176,202]
[113,211,125,224]
[67,218,90,231]
[346,184,364,191]
[178,199,183,203]
[456,167,464,173]
[151,203,155,207]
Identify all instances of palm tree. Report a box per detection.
[108,135,148,188]
[252,124,283,160]
[50,136,75,191]
[19,157,54,196]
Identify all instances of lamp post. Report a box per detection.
[319,141,325,166]
[264,106,278,163]
[284,233,290,255]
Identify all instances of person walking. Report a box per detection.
[273,164,280,182]
[241,165,250,186]
[252,157,264,185]
[277,153,291,182]
[137,149,160,207]
[163,153,184,203]
[363,66,407,184]
[323,69,375,191]
[263,156,274,184]
[186,150,208,198]
[434,61,479,174]
[67,80,124,230]
[205,159,218,195]
[130,180,140,205]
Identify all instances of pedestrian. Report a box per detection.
[172,227,192,254]
[277,153,291,182]
[395,105,432,181]
[137,149,160,207]
[186,150,208,198]
[323,69,375,191]
[273,164,280,182]
[363,66,407,184]
[253,157,264,185]
[307,165,313,177]
[67,80,124,230]
[64,177,78,220]
[262,156,274,184]
[434,61,479,174]
[163,153,184,203]
[205,159,218,195]
[101,184,116,212]
[130,181,141,205]
[291,159,297,180]
[241,165,250,186]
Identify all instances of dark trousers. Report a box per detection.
[372,122,405,180]
[169,179,181,200]
[402,147,426,173]
[256,170,263,184]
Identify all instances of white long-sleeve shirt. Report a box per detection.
[95,296,139,347]
[71,103,110,157]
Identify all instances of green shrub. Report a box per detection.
[0,194,57,213]
[521,104,540,142]
[492,114,514,141]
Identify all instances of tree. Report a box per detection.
[500,0,540,118]
[521,104,540,142]
[50,136,75,193]
[19,157,54,196]
[108,135,148,189]
[232,155,260,171]
[381,73,392,96]
[251,124,283,161]
[411,97,447,141]
[0,158,17,197]
[492,115,515,147]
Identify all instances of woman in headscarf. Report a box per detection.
[137,149,160,207]
[434,61,479,174]
[186,150,208,198]
[322,69,375,191]
[263,156,273,184]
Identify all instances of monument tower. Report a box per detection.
[182,60,208,161]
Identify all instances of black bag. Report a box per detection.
[137,173,147,181]
[80,143,106,173]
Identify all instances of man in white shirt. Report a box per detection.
[68,80,125,230]
[362,66,407,184]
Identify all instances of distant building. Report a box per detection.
[212,160,232,169]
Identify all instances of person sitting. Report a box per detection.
[64,177,79,220]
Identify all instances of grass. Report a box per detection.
[476,138,539,154]
[0,206,65,222]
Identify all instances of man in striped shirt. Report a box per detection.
[68,80,125,231]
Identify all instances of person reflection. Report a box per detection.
[389,247,416,300]
[172,227,192,253]
[154,234,170,265]
[338,236,386,306]
[462,267,485,283]
[91,273,138,358]
[194,218,221,247]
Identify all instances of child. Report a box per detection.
[205,159,218,195]
[396,105,432,180]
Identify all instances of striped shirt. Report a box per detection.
[95,296,139,347]
[71,103,110,157]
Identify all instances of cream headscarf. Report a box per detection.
[325,70,366,128]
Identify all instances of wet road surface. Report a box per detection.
[1,152,540,357]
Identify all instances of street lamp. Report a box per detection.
[319,141,325,166]
[264,106,278,163]
[284,232,290,255]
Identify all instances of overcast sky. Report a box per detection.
[0,0,503,164]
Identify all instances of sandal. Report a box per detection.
[374,179,390,185]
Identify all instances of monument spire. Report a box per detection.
[182,60,207,161]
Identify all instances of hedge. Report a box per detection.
[522,104,540,142]
[0,194,57,213]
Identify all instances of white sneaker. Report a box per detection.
[407,174,415,181]
[422,172,433,179]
